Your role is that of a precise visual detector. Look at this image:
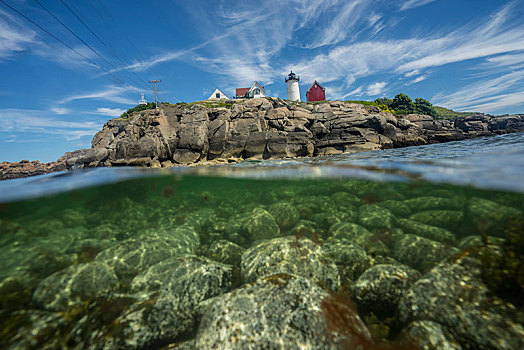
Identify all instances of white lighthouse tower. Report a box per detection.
[286,71,300,102]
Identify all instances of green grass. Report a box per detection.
[434,106,479,119]
[344,100,396,114]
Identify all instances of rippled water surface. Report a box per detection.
[0,133,523,349]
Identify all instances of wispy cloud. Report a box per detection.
[0,11,36,59]
[59,85,137,105]
[367,82,387,96]
[409,76,426,84]
[94,107,126,117]
[400,0,437,11]
[432,69,524,112]
[0,109,101,140]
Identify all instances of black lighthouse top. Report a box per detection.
[285,71,300,82]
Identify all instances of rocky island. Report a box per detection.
[2,98,524,180]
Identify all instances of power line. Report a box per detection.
[0,0,141,94]
[33,0,148,92]
[58,0,150,93]
[92,0,143,62]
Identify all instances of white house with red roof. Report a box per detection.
[235,81,265,99]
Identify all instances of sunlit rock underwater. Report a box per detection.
[0,133,523,349]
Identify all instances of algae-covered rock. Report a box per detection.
[329,222,390,257]
[331,191,361,207]
[32,262,118,311]
[322,240,371,282]
[96,256,233,349]
[397,253,524,350]
[404,196,463,212]
[352,264,420,317]
[207,239,245,265]
[95,228,199,279]
[195,274,370,349]
[391,234,457,272]
[241,236,340,291]
[242,207,280,242]
[0,310,67,349]
[358,204,395,230]
[378,200,412,217]
[409,210,463,232]
[465,197,522,236]
[397,218,456,243]
[456,235,505,249]
[329,222,372,240]
[401,320,462,350]
[268,201,300,230]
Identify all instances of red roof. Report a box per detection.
[236,88,249,97]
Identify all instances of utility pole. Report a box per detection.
[148,80,161,108]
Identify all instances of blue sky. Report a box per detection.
[1,0,523,162]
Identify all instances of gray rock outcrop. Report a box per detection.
[57,99,524,169]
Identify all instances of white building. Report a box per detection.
[207,88,230,100]
[285,71,300,102]
[235,81,266,99]
[138,92,147,105]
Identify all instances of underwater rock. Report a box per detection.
[329,222,390,257]
[241,236,340,291]
[0,275,36,311]
[456,235,505,249]
[241,207,280,242]
[358,204,395,230]
[391,234,458,272]
[329,222,372,240]
[401,320,462,350]
[268,201,300,230]
[32,262,118,311]
[408,210,463,232]
[331,191,361,207]
[196,274,367,349]
[130,255,232,296]
[95,228,199,280]
[397,252,524,350]
[465,197,522,236]
[0,310,67,349]
[352,264,420,317]
[397,218,456,243]
[207,239,245,266]
[96,256,232,349]
[322,240,371,283]
[403,196,463,212]
[378,199,412,217]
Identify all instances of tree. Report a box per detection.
[374,97,392,106]
[390,93,415,114]
[414,98,438,118]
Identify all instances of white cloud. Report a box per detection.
[433,70,524,112]
[410,76,426,84]
[397,2,524,73]
[462,91,524,113]
[95,107,126,117]
[0,13,36,59]
[59,85,137,105]
[366,82,386,96]
[404,69,420,77]
[400,0,437,11]
[483,52,524,68]
[0,109,101,140]
[51,107,69,115]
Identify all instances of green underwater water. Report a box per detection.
[0,174,523,348]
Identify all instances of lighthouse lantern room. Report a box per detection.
[285,71,300,102]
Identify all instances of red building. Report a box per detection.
[306,81,326,102]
